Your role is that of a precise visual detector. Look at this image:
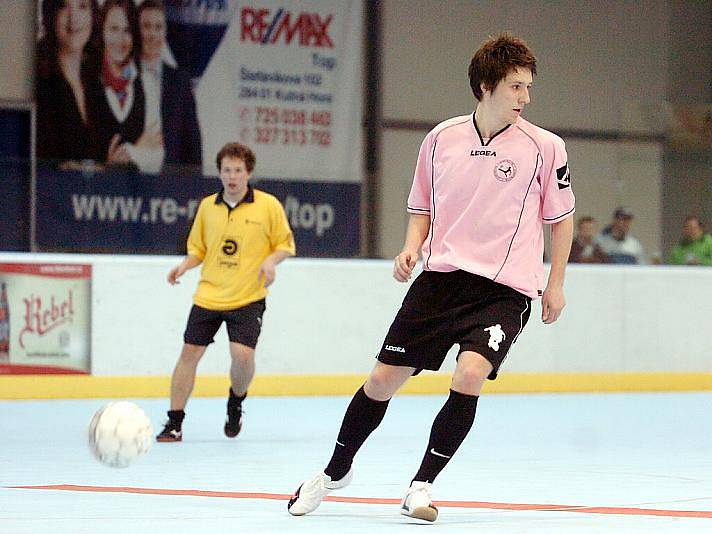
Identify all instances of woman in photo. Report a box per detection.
[36,0,99,165]
[87,0,160,167]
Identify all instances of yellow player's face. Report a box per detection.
[219,156,251,201]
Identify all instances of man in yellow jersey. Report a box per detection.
[157,142,295,442]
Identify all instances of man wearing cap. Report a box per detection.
[594,207,646,264]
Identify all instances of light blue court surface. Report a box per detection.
[2,393,712,533]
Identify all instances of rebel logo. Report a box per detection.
[222,239,238,255]
[19,291,74,349]
[241,7,334,47]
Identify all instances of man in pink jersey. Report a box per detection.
[288,33,575,522]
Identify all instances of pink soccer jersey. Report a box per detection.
[407,113,575,299]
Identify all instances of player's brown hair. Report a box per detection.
[216,143,256,173]
[468,33,537,101]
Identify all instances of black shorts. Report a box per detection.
[183,300,266,348]
[377,270,531,380]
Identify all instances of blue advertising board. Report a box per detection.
[35,165,359,257]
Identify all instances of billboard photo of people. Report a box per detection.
[36,0,201,174]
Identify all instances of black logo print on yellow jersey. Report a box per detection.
[222,239,238,255]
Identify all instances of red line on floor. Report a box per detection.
[8,484,712,519]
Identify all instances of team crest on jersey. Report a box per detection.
[494,160,517,182]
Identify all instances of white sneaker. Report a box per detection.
[287,470,353,516]
[400,481,438,522]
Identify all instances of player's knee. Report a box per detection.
[454,354,491,387]
[229,345,255,365]
[458,365,488,386]
[365,367,399,400]
[180,344,205,365]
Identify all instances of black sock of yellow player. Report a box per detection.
[167,409,185,429]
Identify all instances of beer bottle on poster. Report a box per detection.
[0,282,9,361]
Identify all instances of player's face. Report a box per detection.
[55,0,93,54]
[484,67,532,125]
[103,6,132,68]
[139,8,166,61]
[219,156,251,201]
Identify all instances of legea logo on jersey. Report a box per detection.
[240,7,334,47]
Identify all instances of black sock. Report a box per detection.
[167,409,185,429]
[324,385,390,481]
[228,388,246,408]
[412,389,478,483]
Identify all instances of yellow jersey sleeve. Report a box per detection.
[186,197,209,260]
[268,196,297,256]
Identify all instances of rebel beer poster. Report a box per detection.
[0,263,92,374]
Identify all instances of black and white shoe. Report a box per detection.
[156,421,182,442]
[224,403,243,438]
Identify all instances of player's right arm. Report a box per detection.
[168,254,202,285]
[394,214,430,282]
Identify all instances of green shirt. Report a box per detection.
[669,234,712,266]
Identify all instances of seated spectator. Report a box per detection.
[594,207,646,264]
[669,216,712,266]
[569,216,607,263]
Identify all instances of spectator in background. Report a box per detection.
[36,0,100,165]
[669,216,712,266]
[86,0,158,167]
[595,207,646,264]
[569,216,607,263]
[136,0,202,175]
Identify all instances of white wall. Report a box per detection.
[1,253,710,377]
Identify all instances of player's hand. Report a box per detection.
[393,250,418,282]
[541,285,565,324]
[259,259,277,287]
[167,265,183,285]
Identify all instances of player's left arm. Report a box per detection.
[259,198,297,287]
[542,216,574,324]
[259,249,292,288]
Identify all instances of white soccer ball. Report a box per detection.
[88,401,153,468]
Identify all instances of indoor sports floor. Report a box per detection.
[2,392,712,533]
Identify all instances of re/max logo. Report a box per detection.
[240,7,334,47]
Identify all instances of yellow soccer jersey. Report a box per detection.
[187,186,296,310]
